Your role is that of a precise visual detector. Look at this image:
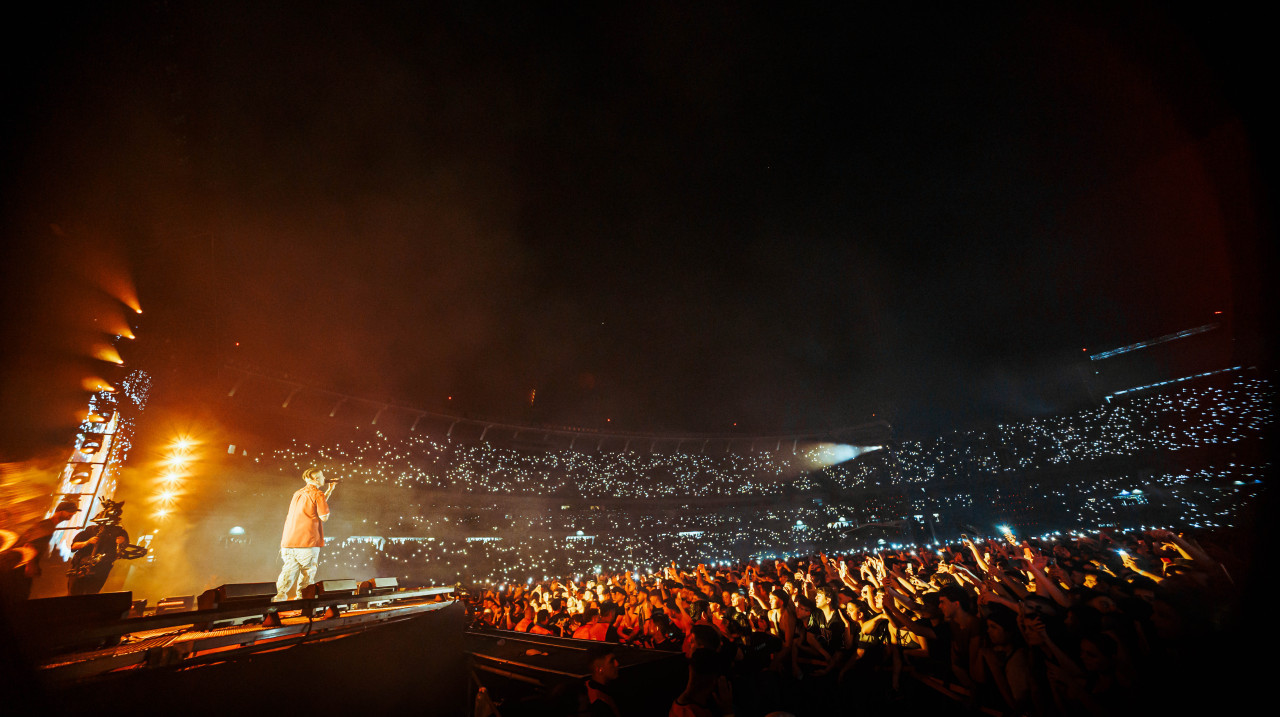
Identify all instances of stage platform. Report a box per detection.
[4,586,466,716]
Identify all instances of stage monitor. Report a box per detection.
[155,595,197,614]
[198,581,277,610]
[358,577,398,596]
[303,579,358,599]
[21,591,133,625]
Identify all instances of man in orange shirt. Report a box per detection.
[273,468,337,601]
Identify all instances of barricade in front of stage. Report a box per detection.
[466,627,686,716]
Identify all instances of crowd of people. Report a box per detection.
[310,459,1263,590]
[259,373,1269,500]
[199,371,1268,714]
[820,372,1270,490]
[322,503,834,587]
[266,432,805,498]
[464,526,1250,716]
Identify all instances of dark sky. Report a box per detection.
[2,2,1269,456]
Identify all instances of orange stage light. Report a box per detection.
[98,272,141,315]
[82,377,116,393]
[93,344,124,365]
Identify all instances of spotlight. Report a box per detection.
[70,465,94,485]
[83,377,116,393]
[78,434,104,454]
[93,345,125,365]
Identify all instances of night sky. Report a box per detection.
[1,3,1269,458]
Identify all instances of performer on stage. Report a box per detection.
[67,498,143,595]
[274,467,337,601]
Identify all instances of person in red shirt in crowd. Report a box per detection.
[274,468,337,601]
[593,602,620,640]
[572,608,600,639]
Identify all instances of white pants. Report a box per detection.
[275,547,320,601]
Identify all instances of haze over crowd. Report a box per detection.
[2,4,1269,464]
